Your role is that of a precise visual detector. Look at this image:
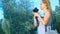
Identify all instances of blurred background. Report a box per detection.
[0,0,60,34]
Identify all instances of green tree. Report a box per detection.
[53,6,60,33]
[2,0,35,34]
[2,19,11,34]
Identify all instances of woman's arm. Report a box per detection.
[38,11,51,26]
[34,16,38,26]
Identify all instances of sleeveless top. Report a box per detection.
[37,10,52,34]
[37,10,45,34]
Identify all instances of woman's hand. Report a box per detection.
[32,12,39,17]
[33,12,39,26]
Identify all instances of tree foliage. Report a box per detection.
[2,0,35,34]
[53,6,60,33]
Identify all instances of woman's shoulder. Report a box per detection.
[45,9,50,13]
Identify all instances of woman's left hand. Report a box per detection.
[34,12,39,17]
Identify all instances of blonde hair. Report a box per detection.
[42,0,51,10]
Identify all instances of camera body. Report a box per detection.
[33,7,39,13]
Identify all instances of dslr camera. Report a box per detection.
[33,7,39,13]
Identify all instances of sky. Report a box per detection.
[0,8,4,19]
[50,0,59,10]
[0,0,4,19]
[0,0,59,19]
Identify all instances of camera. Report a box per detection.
[33,7,39,12]
[33,7,39,27]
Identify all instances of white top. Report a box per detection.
[37,9,49,34]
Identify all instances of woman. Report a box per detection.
[33,0,51,34]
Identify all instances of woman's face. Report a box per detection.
[40,2,46,10]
